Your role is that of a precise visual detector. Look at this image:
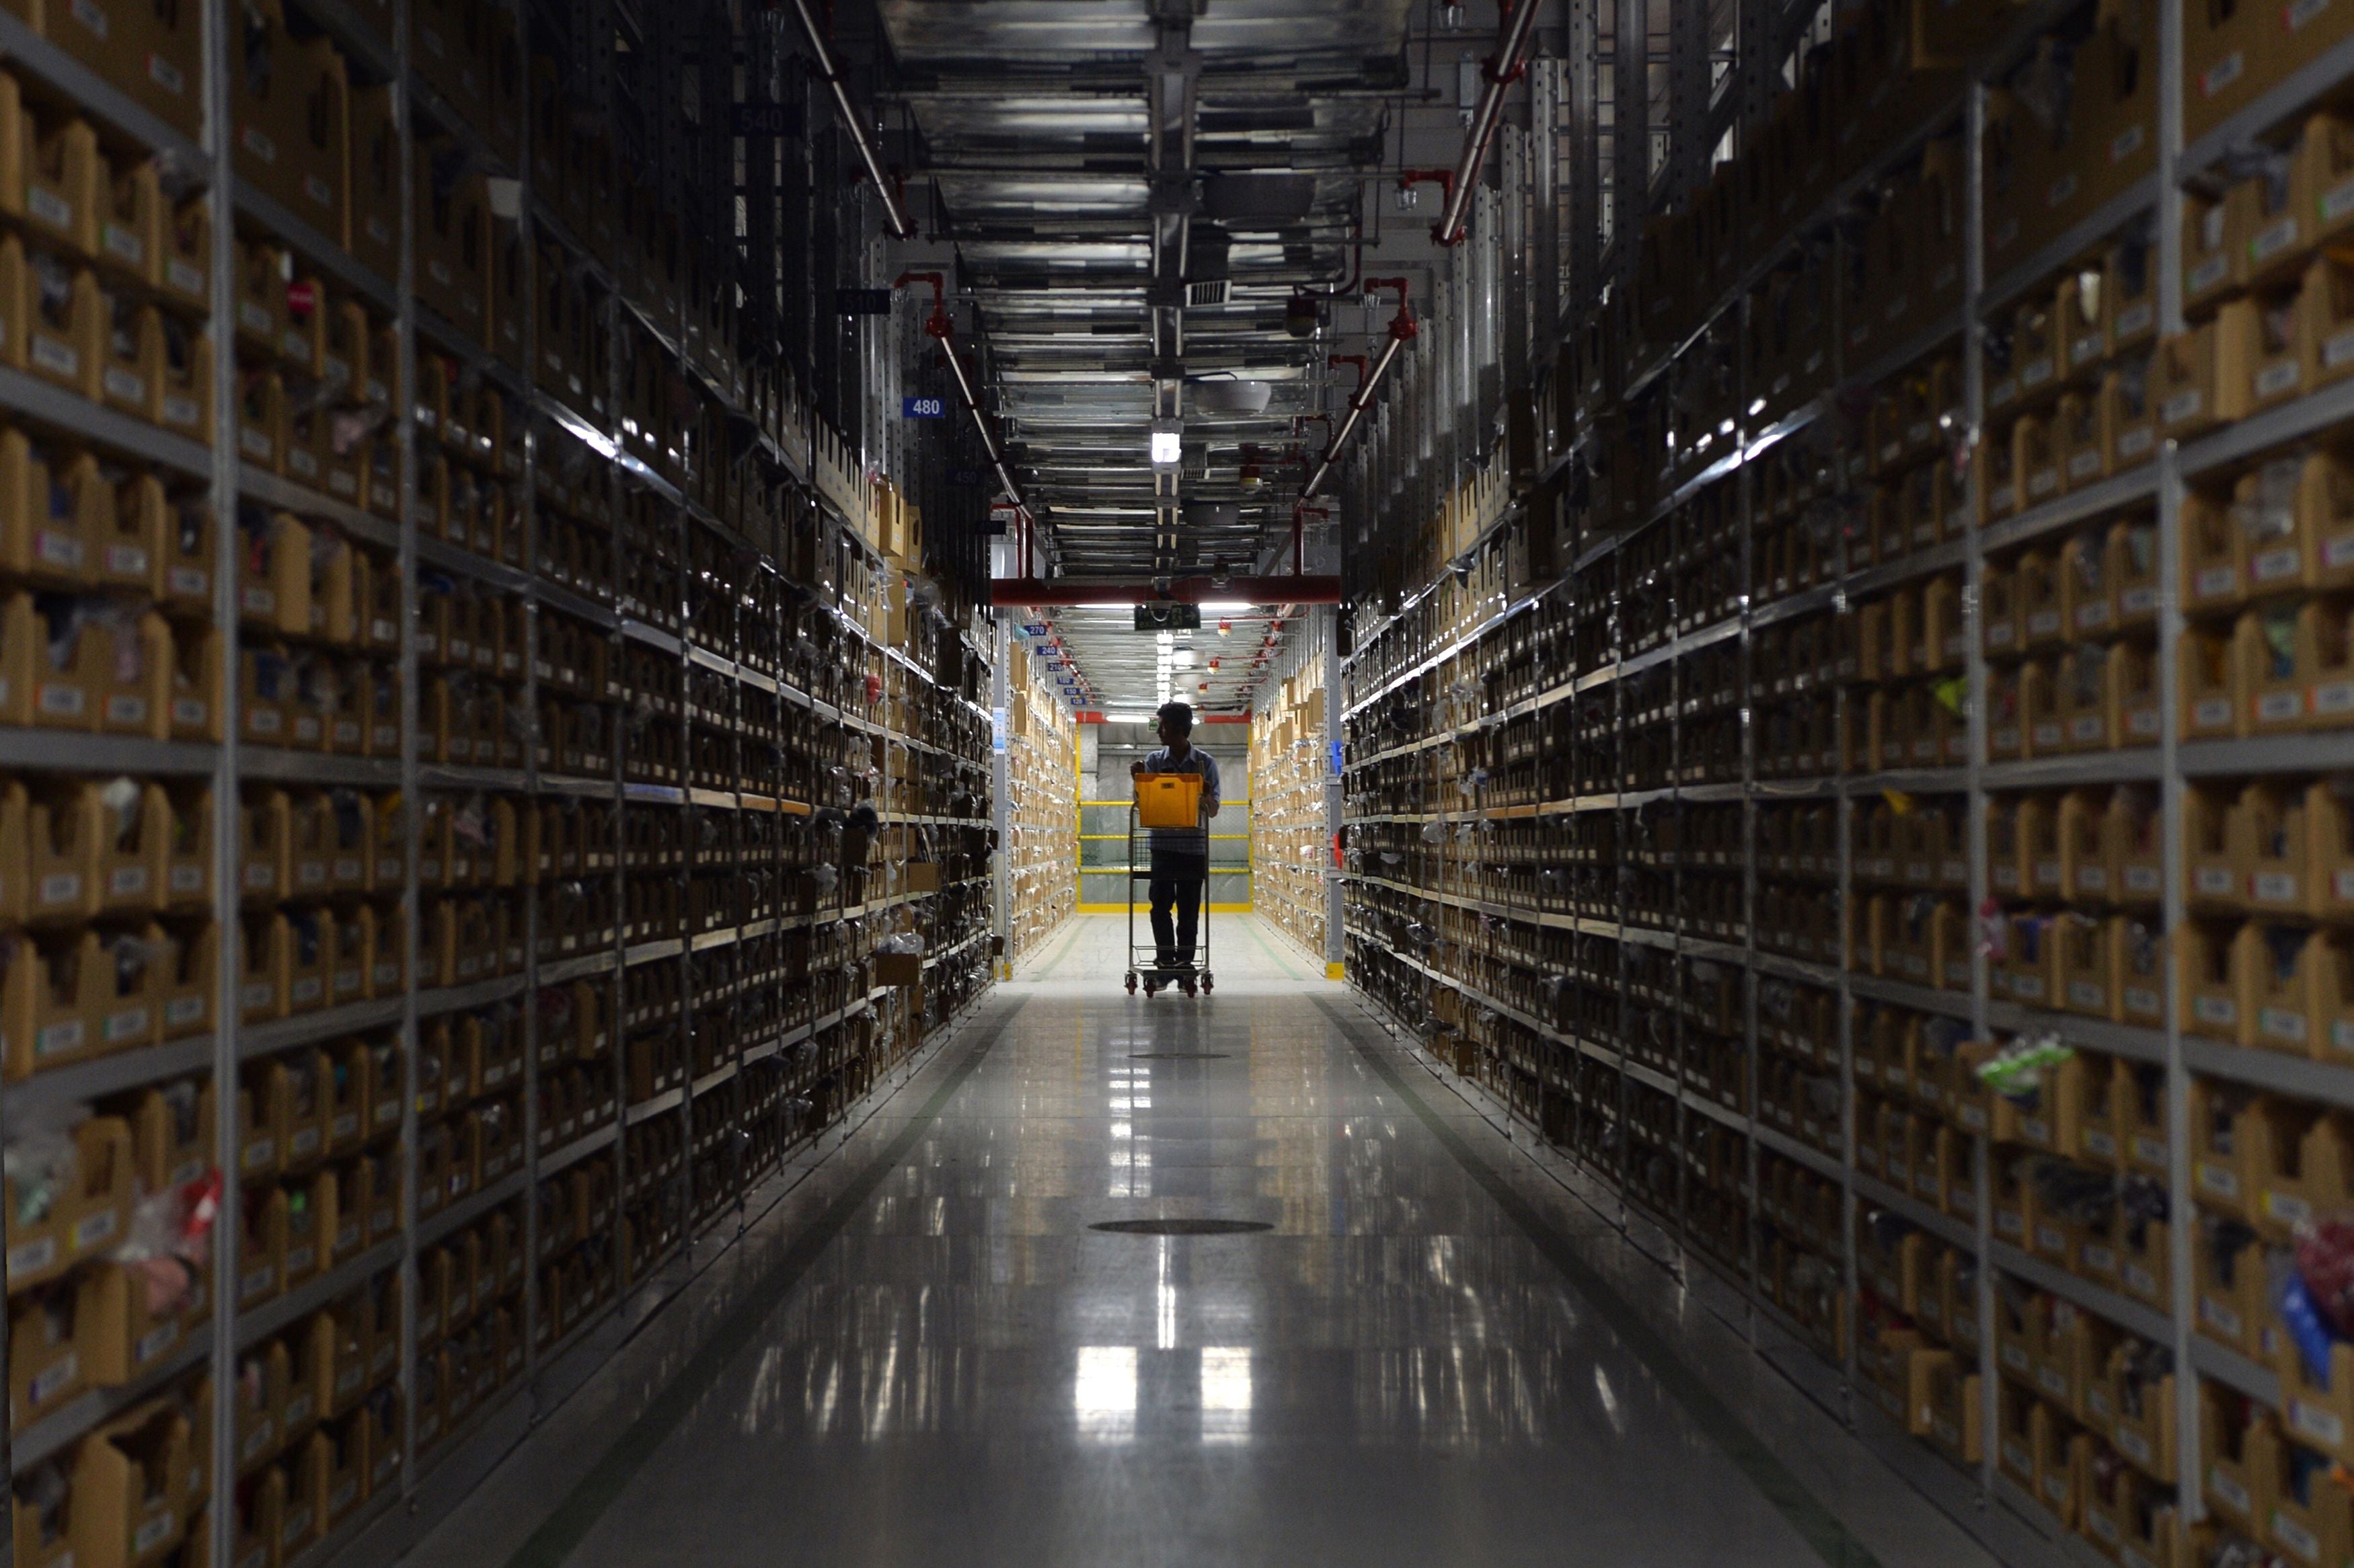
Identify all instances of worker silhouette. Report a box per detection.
[1133,700,1221,972]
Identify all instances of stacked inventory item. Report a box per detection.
[1248,617,1336,970]
[1001,639,1077,965]
[0,3,1000,1565]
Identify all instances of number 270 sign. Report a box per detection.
[902,395,947,419]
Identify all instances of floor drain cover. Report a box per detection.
[1127,1052,1231,1060]
[1089,1218,1273,1237]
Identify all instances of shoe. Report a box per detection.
[1170,955,1195,971]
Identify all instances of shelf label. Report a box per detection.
[902,395,948,419]
[731,102,804,138]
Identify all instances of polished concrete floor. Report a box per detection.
[400,916,2007,1568]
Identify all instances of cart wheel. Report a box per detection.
[1125,972,1137,994]
[1201,974,1213,994]
[1180,977,1197,997]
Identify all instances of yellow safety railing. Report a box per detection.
[1076,779,1255,912]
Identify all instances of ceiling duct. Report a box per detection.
[1201,172,1317,226]
[1184,221,1231,307]
[1188,377,1271,416]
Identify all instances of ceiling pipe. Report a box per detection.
[1292,222,1366,303]
[792,0,915,239]
[1431,0,1542,246]
[989,575,1342,606]
[1301,278,1416,501]
[1396,167,1455,223]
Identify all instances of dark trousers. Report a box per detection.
[1148,854,1206,966]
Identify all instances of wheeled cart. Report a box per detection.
[1122,797,1213,998]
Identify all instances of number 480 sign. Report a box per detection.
[901,395,947,419]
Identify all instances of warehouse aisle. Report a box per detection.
[407,916,1996,1568]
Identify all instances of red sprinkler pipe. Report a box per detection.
[1431,0,1542,246]
[1301,280,1416,501]
[1396,168,1455,223]
[893,271,1028,520]
[894,270,952,340]
[1294,225,1367,302]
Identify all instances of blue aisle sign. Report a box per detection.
[903,395,948,419]
[992,707,1009,754]
[1330,740,1344,775]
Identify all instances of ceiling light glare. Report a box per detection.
[1197,601,1253,613]
[1149,420,1182,468]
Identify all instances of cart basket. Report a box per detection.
[1133,772,1204,830]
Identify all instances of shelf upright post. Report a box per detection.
[392,0,428,1496]
[599,288,630,1347]
[1609,553,1630,1234]
[1737,288,1766,1347]
[515,0,545,1387]
[990,617,1010,974]
[2153,0,2201,1526]
[1825,58,1860,1423]
[1670,565,1689,1257]
[665,210,695,1280]
[1665,0,1710,205]
[668,477,691,1281]
[1324,609,1345,978]
[1529,56,1561,374]
[1563,0,1599,328]
[1611,0,1647,286]
[202,0,245,1561]
[1961,73,1999,1507]
[1733,0,1777,146]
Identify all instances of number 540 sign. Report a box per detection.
[901,395,947,419]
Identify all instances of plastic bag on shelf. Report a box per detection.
[4,1100,88,1230]
[114,1165,218,1318]
[2295,1215,2354,1342]
[1975,1031,2074,1104]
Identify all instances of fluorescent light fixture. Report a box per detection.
[1106,712,1157,724]
[1149,422,1182,467]
[1196,600,1253,613]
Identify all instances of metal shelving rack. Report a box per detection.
[1249,607,1343,977]
[995,627,1079,970]
[0,4,998,1565]
[1331,0,2354,1561]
